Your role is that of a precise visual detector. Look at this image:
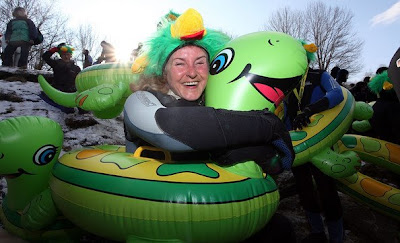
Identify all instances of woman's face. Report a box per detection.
[164,45,209,101]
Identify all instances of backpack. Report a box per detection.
[33,28,43,45]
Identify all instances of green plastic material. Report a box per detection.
[206,31,309,112]
[39,62,139,119]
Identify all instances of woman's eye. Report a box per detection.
[210,48,235,75]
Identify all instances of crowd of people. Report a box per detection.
[1,5,400,243]
[0,7,121,114]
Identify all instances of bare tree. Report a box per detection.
[264,1,363,74]
[73,24,100,68]
[0,0,71,70]
[264,7,308,41]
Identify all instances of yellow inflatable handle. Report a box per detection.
[133,146,172,162]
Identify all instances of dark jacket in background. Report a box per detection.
[2,17,37,67]
[42,50,81,93]
[5,17,37,42]
[350,81,377,103]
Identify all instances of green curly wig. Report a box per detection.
[299,39,317,63]
[58,45,74,55]
[368,70,392,94]
[143,12,231,76]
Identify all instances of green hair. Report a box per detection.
[58,45,74,55]
[368,70,391,94]
[144,23,231,76]
[299,39,317,62]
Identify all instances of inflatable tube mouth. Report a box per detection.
[3,168,33,179]
[38,75,77,108]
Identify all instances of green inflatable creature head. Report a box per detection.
[0,116,63,211]
[205,31,316,112]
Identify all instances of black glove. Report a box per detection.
[210,145,286,175]
[292,107,312,130]
[292,97,330,130]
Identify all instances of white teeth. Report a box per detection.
[183,82,198,86]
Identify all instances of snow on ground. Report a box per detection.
[0,79,125,154]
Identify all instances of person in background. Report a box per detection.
[94,40,116,64]
[388,47,400,102]
[124,8,296,242]
[1,7,37,69]
[330,66,340,79]
[40,43,81,114]
[368,66,400,144]
[130,42,142,61]
[350,76,377,103]
[82,49,93,68]
[336,68,349,86]
[283,69,345,243]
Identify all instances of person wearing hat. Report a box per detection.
[368,66,400,145]
[42,43,81,93]
[124,8,296,242]
[40,43,81,113]
[125,8,294,172]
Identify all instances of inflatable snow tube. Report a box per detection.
[334,135,400,221]
[51,145,279,242]
[75,62,137,92]
[290,87,354,165]
[285,87,360,179]
[0,116,80,241]
[0,199,78,241]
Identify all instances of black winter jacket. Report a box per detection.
[42,50,81,92]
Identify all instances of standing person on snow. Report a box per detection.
[1,7,38,68]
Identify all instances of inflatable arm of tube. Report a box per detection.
[351,101,374,132]
[310,147,360,179]
[38,75,77,108]
[21,189,58,230]
[75,82,128,111]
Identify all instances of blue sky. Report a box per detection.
[62,0,400,83]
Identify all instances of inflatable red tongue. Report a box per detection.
[254,83,284,107]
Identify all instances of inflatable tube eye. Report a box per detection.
[210,48,234,75]
[33,145,57,166]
